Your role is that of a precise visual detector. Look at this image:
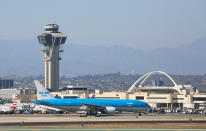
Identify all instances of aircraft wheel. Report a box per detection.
[139,112,142,116]
[136,113,138,118]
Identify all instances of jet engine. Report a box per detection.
[104,106,116,114]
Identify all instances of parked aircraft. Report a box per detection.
[0,95,17,114]
[32,105,62,114]
[34,80,150,116]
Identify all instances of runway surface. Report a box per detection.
[0,113,206,130]
[0,129,206,131]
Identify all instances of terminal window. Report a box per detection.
[136,96,144,100]
[193,97,206,101]
[68,88,87,90]
[147,97,167,99]
[172,98,184,100]
[64,96,78,99]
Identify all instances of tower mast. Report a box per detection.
[37,23,67,91]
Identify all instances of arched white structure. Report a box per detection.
[127,71,182,93]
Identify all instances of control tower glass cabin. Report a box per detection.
[37,23,67,91]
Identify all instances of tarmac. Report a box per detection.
[0,113,206,130]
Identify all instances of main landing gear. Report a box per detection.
[85,111,101,117]
[136,112,142,118]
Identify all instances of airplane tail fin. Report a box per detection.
[34,80,54,100]
[10,94,18,109]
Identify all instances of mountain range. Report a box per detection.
[0,38,206,77]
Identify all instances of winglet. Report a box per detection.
[34,80,54,100]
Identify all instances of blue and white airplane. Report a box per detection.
[34,80,150,116]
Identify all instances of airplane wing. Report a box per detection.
[39,100,50,104]
[34,100,51,105]
[80,103,104,110]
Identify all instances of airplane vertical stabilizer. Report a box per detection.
[34,80,54,100]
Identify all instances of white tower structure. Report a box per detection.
[37,23,67,91]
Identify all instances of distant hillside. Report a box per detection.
[0,38,206,76]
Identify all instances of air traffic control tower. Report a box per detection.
[37,23,67,91]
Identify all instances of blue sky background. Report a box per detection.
[0,0,206,50]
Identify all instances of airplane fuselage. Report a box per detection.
[0,105,15,113]
[34,98,150,112]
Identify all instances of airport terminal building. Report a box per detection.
[51,71,206,111]
[2,71,206,112]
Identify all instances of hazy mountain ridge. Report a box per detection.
[0,38,206,76]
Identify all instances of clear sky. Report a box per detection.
[0,0,206,50]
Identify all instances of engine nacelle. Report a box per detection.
[104,106,116,114]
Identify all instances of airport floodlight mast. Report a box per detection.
[37,23,67,91]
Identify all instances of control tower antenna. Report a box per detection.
[37,23,67,91]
